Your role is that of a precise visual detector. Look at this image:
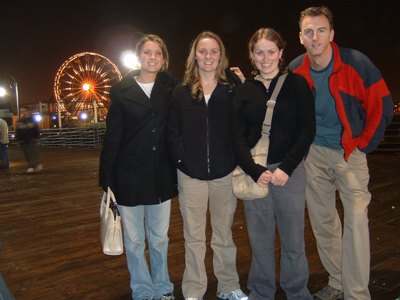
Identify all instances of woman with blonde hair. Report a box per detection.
[168,31,247,300]
[100,34,177,300]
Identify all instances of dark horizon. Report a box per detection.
[1,0,399,107]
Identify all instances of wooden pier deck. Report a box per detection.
[0,145,399,299]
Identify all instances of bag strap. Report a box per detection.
[106,187,119,219]
[261,73,288,137]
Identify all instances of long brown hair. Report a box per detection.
[183,31,229,100]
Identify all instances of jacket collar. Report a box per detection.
[118,71,170,91]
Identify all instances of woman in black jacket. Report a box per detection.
[168,31,247,300]
[232,28,315,299]
[99,34,177,300]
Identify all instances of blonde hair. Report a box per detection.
[135,34,169,71]
[183,31,229,100]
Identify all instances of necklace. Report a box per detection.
[255,74,273,91]
[259,75,273,82]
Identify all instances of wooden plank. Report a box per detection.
[0,146,399,299]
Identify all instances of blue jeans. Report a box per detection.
[118,200,174,300]
[243,162,311,300]
[0,143,9,167]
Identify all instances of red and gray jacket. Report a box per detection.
[289,42,393,160]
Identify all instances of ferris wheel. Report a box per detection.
[54,52,122,121]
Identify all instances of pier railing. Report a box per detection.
[7,114,400,151]
[9,127,105,148]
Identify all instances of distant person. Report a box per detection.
[289,6,393,300]
[16,108,43,173]
[99,34,177,300]
[0,117,10,169]
[232,28,315,299]
[168,31,247,300]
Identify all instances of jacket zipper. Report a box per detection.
[206,102,211,176]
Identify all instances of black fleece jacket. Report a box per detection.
[232,71,316,183]
[168,81,238,180]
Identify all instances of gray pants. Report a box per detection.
[244,162,311,300]
[21,142,39,168]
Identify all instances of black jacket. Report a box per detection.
[99,71,178,206]
[16,117,39,143]
[233,71,316,182]
[168,80,238,180]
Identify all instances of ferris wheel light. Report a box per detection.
[82,83,91,91]
[121,50,141,70]
[54,52,122,124]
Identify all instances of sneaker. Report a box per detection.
[217,289,248,300]
[35,164,43,172]
[160,293,175,300]
[26,167,35,173]
[313,285,344,300]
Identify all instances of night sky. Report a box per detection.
[1,0,399,106]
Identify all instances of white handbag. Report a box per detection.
[100,187,124,255]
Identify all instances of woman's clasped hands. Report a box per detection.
[257,168,289,187]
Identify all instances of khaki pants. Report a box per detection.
[177,170,240,298]
[305,145,371,300]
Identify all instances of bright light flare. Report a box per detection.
[0,87,6,97]
[80,112,88,120]
[121,51,141,70]
[33,114,42,122]
[82,83,91,91]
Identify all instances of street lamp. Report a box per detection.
[0,76,20,116]
[9,75,19,117]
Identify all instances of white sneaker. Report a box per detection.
[217,289,248,300]
[313,285,344,300]
[26,167,35,173]
[35,164,43,172]
[160,293,175,300]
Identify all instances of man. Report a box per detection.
[289,6,393,300]
[16,108,43,173]
[0,117,9,169]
